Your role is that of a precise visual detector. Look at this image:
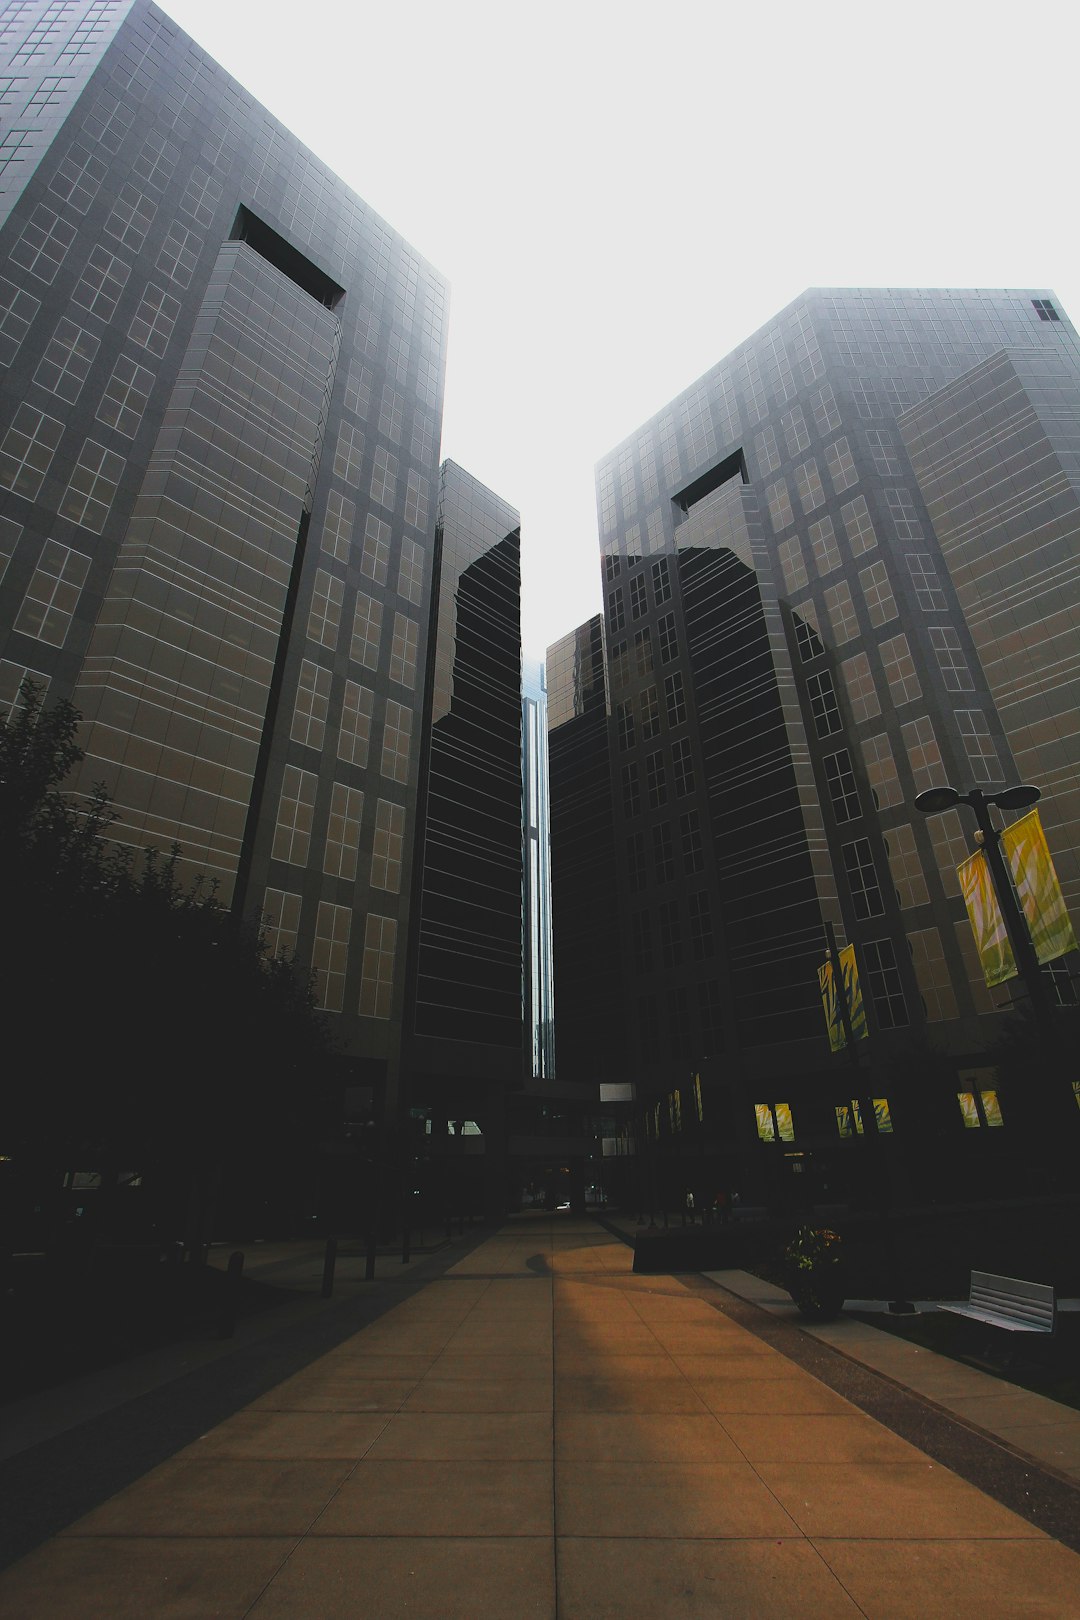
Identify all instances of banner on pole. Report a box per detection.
[958,850,1016,986]
[818,942,868,1050]
[1001,809,1078,965]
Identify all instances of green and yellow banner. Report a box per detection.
[1001,809,1077,965]
[818,942,867,1050]
[958,850,1016,986]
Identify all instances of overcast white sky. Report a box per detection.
[162,0,1080,659]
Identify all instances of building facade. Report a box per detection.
[523,654,555,1082]
[0,0,450,1124]
[550,288,1080,1205]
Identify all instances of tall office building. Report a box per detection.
[404,461,523,1174]
[523,655,554,1082]
[550,288,1080,1199]
[0,0,451,1123]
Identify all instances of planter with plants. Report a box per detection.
[783,1225,846,1321]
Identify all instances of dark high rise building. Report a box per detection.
[550,288,1080,1203]
[523,655,555,1082]
[0,0,451,1125]
[404,461,523,1156]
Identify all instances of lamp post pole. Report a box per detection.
[913,783,1054,1029]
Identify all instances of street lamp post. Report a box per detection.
[913,783,1054,1028]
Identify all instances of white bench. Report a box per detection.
[940,1270,1056,1333]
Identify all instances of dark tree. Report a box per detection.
[1,684,340,1246]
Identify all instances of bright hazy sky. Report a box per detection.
[161,0,1079,659]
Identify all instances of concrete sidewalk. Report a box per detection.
[1,1215,1079,1617]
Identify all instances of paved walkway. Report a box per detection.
[1,1216,1079,1617]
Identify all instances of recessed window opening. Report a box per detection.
[674,448,748,516]
[231,206,344,308]
[1032,298,1059,322]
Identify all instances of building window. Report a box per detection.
[323,781,365,881]
[906,552,947,612]
[179,166,222,228]
[0,404,62,499]
[70,246,129,322]
[48,141,107,213]
[901,714,945,795]
[955,709,1000,784]
[10,203,76,283]
[880,633,921,705]
[272,766,317,866]
[127,282,180,357]
[1032,299,1059,322]
[766,478,794,532]
[794,457,825,514]
[308,569,344,650]
[863,938,908,1027]
[672,735,695,797]
[794,610,824,662]
[823,580,859,644]
[860,560,897,626]
[646,749,667,809]
[103,185,157,254]
[370,444,398,509]
[639,684,660,739]
[616,699,635,751]
[359,914,397,1019]
[809,515,841,576]
[322,489,354,564]
[13,539,89,646]
[865,428,902,477]
[621,761,640,817]
[261,888,301,959]
[155,222,200,288]
[632,911,652,974]
[388,612,418,689]
[404,468,428,531]
[33,317,99,404]
[807,669,842,738]
[781,405,810,457]
[698,978,722,1053]
[885,822,929,910]
[884,488,923,542]
[658,612,679,665]
[358,512,390,585]
[371,798,405,892]
[664,670,686,727]
[351,592,383,670]
[629,573,647,621]
[778,536,808,595]
[929,625,974,691]
[0,273,40,366]
[398,536,424,605]
[681,809,704,873]
[810,383,841,437]
[626,830,647,893]
[381,699,413,783]
[96,355,153,438]
[603,551,621,583]
[754,425,780,478]
[842,838,884,919]
[841,495,877,557]
[610,639,629,692]
[652,556,671,604]
[652,821,674,883]
[312,901,350,1013]
[825,436,858,493]
[290,659,332,749]
[861,731,903,809]
[689,890,714,960]
[634,626,654,677]
[840,651,880,724]
[338,679,374,767]
[658,899,682,968]
[824,748,861,823]
[607,587,625,632]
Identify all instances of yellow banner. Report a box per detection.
[1001,809,1078,965]
[755,1103,775,1142]
[958,851,1016,986]
[818,943,868,1049]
